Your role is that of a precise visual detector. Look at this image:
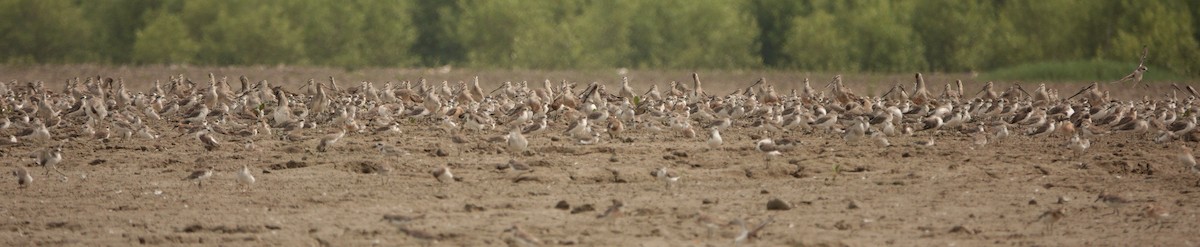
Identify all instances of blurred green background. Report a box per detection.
[0,0,1196,80]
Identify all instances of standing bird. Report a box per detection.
[506,128,528,157]
[1179,145,1197,174]
[184,166,214,188]
[1029,208,1067,235]
[197,128,221,151]
[236,165,256,191]
[1095,191,1132,215]
[12,167,32,189]
[32,145,66,180]
[1067,134,1090,158]
[755,139,783,168]
[652,167,680,192]
[506,224,542,247]
[317,128,347,152]
[707,128,723,151]
[432,165,454,183]
[597,199,625,219]
[871,132,891,147]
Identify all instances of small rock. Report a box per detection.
[570,204,595,214]
[847,200,860,210]
[609,155,619,162]
[555,200,571,210]
[435,149,449,157]
[902,152,912,158]
[760,190,770,194]
[672,151,688,158]
[1056,196,1068,204]
[702,198,718,205]
[766,198,792,211]
[1028,199,1037,205]
[464,204,486,212]
[948,225,974,234]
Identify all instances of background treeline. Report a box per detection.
[1,0,1197,76]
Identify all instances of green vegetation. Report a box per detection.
[980,60,1186,82]
[0,0,1197,78]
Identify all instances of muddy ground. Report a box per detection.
[0,65,1197,246]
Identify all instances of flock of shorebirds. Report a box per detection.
[3,71,1198,244]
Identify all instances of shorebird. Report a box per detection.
[755,138,783,167]
[505,224,542,246]
[236,165,255,191]
[842,116,867,143]
[707,128,723,151]
[377,164,395,183]
[705,117,732,130]
[652,167,680,192]
[521,116,547,135]
[1179,145,1197,173]
[695,212,725,238]
[1141,203,1171,229]
[316,128,347,152]
[506,128,528,156]
[197,128,221,151]
[12,167,32,189]
[31,145,67,180]
[733,215,774,244]
[500,159,533,174]
[871,132,890,147]
[184,166,214,188]
[971,125,988,146]
[1029,208,1066,234]
[374,142,409,156]
[432,165,454,183]
[1095,191,1132,215]
[994,124,1010,141]
[1067,134,1090,158]
[912,138,935,147]
[597,199,624,219]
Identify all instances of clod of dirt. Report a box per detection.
[338,161,382,174]
[89,159,107,165]
[833,220,851,230]
[1028,199,1037,205]
[555,200,571,210]
[270,160,309,170]
[847,200,860,210]
[766,198,792,211]
[609,155,619,162]
[570,204,595,214]
[948,225,976,234]
[702,198,718,205]
[672,150,688,158]
[464,204,486,212]
[902,152,912,158]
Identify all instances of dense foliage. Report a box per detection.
[0,0,1197,76]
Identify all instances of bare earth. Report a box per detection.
[1,65,1198,246]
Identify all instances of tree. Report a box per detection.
[195,2,306,65]
[626,0,761,69]
[1099,0,1200,75]
[132,10,199,64]
[0,0,95,63]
